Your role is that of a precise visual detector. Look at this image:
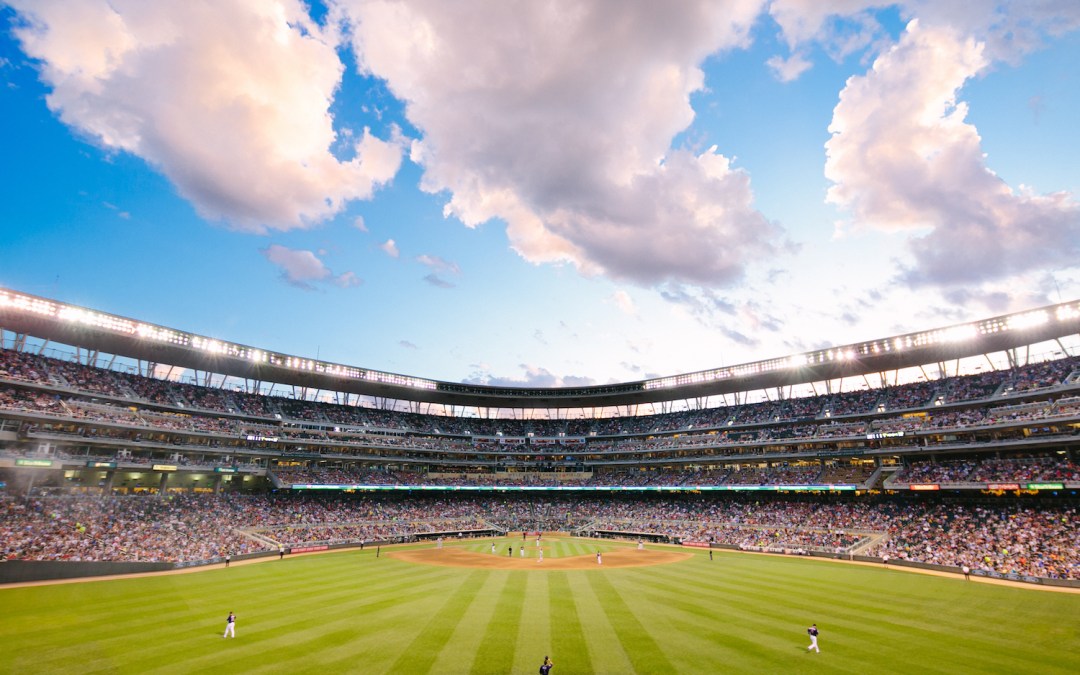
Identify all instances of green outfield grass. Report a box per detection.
[2,537,1078,674]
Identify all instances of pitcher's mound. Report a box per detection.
[390,548,690,570]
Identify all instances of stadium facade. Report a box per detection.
[1,287,1078,496]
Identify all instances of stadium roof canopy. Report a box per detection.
[2,288,1079,409]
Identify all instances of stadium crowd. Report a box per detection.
[3,347,1080,584]
[1,493,1076,580]
[893,456,1080,484]
[872,503,1077,579]
[271,464,878,487]
[273,459,1080,488]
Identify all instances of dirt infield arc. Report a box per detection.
[389,547,691,570]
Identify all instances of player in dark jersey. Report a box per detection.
[807,623,819,652]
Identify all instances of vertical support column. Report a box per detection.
[103,470,115,495]
[158,471,169,496]
[213,475,223,493]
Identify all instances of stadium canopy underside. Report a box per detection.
[2,288,1079,410]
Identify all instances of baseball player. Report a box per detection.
[807,623,819,652]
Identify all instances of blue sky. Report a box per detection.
[1,1,1079,387]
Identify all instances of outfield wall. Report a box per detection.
[845,553,1080,589]
[0,549,278,584]
[702,544,1080,589]
[0,538,427,584]
[0,560,175,584]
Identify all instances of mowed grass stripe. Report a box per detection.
[626,557,786,665]
[563,570,636,673]
[587,570,680,674]
[548,571,591,670]
[1,573,225,638]
[565,540,593,559]
[627,554,1078,674]
[123,576,440,674]
[13,586,234,673]
[511,571,551,674]
[666,613,814,674]
[638,558,1022,674]
[657,553,937,626]
[388,569,489,673]
[622,565,845,673]
[623,557,910,670]
[444,570,520,674]
[287,576,486,675]
[206,571,469,674]
[310,570,514,675]
[9,555,464,674]
[184,557,453,631]
[762,561,1059,662]
[835,571,1075,668]
[473,571,528,674]
[2,542,1079,674]
[236,565,482,674]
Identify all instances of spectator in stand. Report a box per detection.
[1,493,1076,579]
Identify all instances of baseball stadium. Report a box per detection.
[1,288,1078,674]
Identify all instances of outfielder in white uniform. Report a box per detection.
[807,624,819,652]
[223,611,236,638]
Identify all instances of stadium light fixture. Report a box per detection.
[1007,310,1049,331]
[0,290,56,316]
[5,286,1080,400]
[939,324,979,343]
[0,288,442,392]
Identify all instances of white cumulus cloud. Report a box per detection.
[380,238,400,258]
[766,52,813,82]
[338,0,782,286]
[261,244,360,290]
[767,1,1080,75]
[769,0,884,50]
[10,0,404,232]
[334,271,362,288]
[825,19,1080,286]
